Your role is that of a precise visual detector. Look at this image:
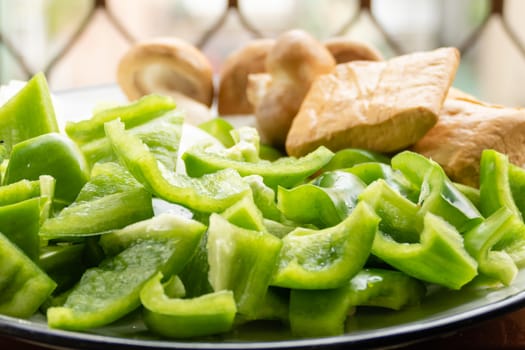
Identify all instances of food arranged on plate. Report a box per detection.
[2,29,525,341]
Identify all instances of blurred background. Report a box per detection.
[0,0,524,106]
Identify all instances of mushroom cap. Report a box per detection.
[117,37,214,107]
[218,39,275,115]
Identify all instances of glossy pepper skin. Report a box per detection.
[207,213,282,319]
[359,180,422,244]
[289,268,425,337]
[0,72,59,153]
[321,148,390,172]
[140,272,237,339]
[39,162,154,240]
[0,232,56,318]
[105,119,250,213]
[464,207,521,285]
[479,150,525,265]
[182,127,334,189]
[372,212,478,290]
[47,212,205,331]
[272,202,379,289]
[4,133,89,205]
[392,151,483,233]
[65,94,176,144]
[277,171,366,228]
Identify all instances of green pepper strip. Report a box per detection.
[289,268,425,337]
[0,179,40,206]
[140,272,237,339]
[47,214,203,332]
[479,150,525,264]
[344,162,419,203]
[39,243,86,294]
[0,232,56,318]
[220,193,267,232]
[392,151,483,233]
[272,202,379,289]
[358,179,422,243]
[99,213,206,258]
[372,212,478,290]
[321,148,390,172]
[105,119,250,213]
[277,171,366,228]
[0,72,58,153]
[198,118,235,148]
[480,149,522,219]
[242,175,281,219]
[207,213,282,318]
[0,197,43,261]
[65,94,176,144]
[182,134,333,189]
[40,188,154,239]
[464,207,520,285]
[509,163,525,218]
[3,133,89,205]
[80,111,183,169]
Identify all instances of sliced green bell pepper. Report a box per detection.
[207,213,282,318]
[140,272,237,339]
[509,163,525,218]
[198,117,235,147]
[0,197,43,261]
[345,268,426,310]
[289,268,425,337]
[0,232,56,318]
[105,119,250,212]
[80,111,183,168]
[243,175,284,222]
[480,149,522,219]
[4,133,89,205]
[39,243,86,294]
[220,193,266,232]
[99,213,206,259]
[358,179,422,243]
[479,150,525,264]
[371,212,478,289]
[182,126,333,189]
[392,151,483,233]
[278,171,366,228]
[0,72,58,153]
[464,207,521,285]
[0,179,40,206]
[272,202,379,289]
[47,234,192,331]
[345,162,419,203]
[178,232,214,298]
[321,148,389,172]
[65,94,176,144]
[40,162,153,240]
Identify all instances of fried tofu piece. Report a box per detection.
[285,47,460,157]
[412,88,525,187]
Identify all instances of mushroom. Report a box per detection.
[117,37,215,125]
[324,37,383,64]
[247,30,335,149]
[218,39,275,116]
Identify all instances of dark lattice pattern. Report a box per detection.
[0,0,523,80]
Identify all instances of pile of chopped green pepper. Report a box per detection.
[4,73,525,340]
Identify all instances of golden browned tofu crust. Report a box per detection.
[285,47,460,157]
[413,88,525,187]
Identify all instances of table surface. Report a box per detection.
[2,307,525,350]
